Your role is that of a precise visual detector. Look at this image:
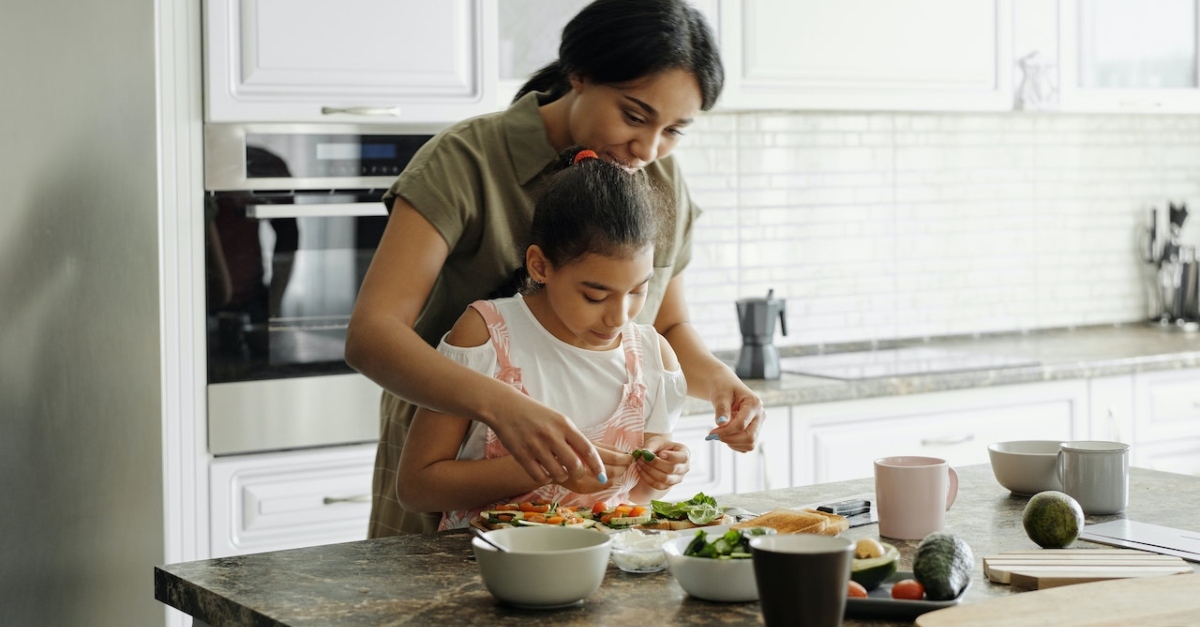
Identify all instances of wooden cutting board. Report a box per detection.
[916,573,1200,627]
[983,549,1192,589]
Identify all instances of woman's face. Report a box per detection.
[529,247,656,351]
[567,68,703,172]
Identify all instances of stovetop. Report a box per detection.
[777,346,1040,380]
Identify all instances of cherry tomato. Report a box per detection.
[847,581,868,598]
[891,579,925,601]
[592,502,607,515]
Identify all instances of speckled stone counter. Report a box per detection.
[686,324,1200,414]
[155,465,1200,627]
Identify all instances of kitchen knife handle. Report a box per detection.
[323,494,372,505]
[321,106,402,117]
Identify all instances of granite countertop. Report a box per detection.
[156,465,1200,626]
[691,324,1200,414]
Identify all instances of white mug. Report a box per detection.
[1058,441,1129,515]
[874,456,958,540]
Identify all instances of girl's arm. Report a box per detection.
[397,405,548,512]
[346,199,604,484]
[654,275,765,453]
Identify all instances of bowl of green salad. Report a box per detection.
[662,526,775,602]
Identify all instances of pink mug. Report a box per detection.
[874,456,958,540]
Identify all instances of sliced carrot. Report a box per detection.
[600,514,613,524]
[546,516,565,525]
[496,503,519,511]
[519,501,535,512]
[614,505,633,516]
[525,514,547,523]
[629,506,647,517]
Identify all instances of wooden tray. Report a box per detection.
[983,548,1192,589]
[917,573,1200,627]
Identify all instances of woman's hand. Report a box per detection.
[637,434,690,491]
[553,442,632,494]
[702,371,764,453]
[487,395,607,486]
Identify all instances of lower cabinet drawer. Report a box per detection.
[210,444,376,558]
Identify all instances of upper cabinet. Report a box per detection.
[1059,0,1200,112]
[204,0,497,124]
[716,0,1013,112]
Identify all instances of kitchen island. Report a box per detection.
[156,465,1200,626]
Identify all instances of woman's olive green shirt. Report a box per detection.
[369,91,702,537]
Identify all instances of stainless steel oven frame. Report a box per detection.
[203,122,439,456]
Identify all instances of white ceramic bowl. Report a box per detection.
[988,440,1063,495]
[662,529,760,602]
[472,526,612,608]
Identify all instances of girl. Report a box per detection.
[396,148,688,527]
[347,0,764,536]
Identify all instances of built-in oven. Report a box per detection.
[203,123,435,455]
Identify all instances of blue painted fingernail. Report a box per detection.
[705,433,721,441]
[598,473,608,484]
[717,415,730,424]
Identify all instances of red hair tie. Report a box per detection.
[573,149,600,165]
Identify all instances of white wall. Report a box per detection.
[676,111,1200,352]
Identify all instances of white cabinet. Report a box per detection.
[1132,368,1200,471]
[210,444,375,557]
[662,412,736,501]
[791,380,1089,486]
[1058,0,1200,112]
[204,0,498,123]
[717,0,1013,112]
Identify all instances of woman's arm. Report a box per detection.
[345,199,604,483]
[653,275,764,453]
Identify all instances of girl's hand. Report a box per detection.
[554,442,631,493]
[704,373,764,453]
[636,435,690,491]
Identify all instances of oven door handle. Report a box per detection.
[245,202,387,219]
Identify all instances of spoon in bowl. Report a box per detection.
[472,527,509,552]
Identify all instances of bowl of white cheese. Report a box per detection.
[609,528,679,573]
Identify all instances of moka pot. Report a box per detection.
[735,289,787,379]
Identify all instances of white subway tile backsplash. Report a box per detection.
[674,110,1198,352]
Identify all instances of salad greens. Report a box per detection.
[650,492,721,525]
[683,528,773,559]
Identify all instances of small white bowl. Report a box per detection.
[988,440,1063,496]
[662,529,760,602]
[610,529,679,573]
[472,526,612,608]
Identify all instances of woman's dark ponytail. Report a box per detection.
[513,61,570,104]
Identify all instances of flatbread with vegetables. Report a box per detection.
[640,493,735,530]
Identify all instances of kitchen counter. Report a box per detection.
[155,465,1200,626]
[694,324,1200,413]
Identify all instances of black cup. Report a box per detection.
[750,534,855,627]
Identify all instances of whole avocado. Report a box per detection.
[912,532,973,601]
[1023,491,1084,548]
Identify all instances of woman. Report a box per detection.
[346,0,765,536]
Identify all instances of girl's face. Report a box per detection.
[527,246,656,351]
[567,68,703,172]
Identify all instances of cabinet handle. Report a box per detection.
[920,434,974,446]
[323,494,371,505]
[320,106,402,117]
